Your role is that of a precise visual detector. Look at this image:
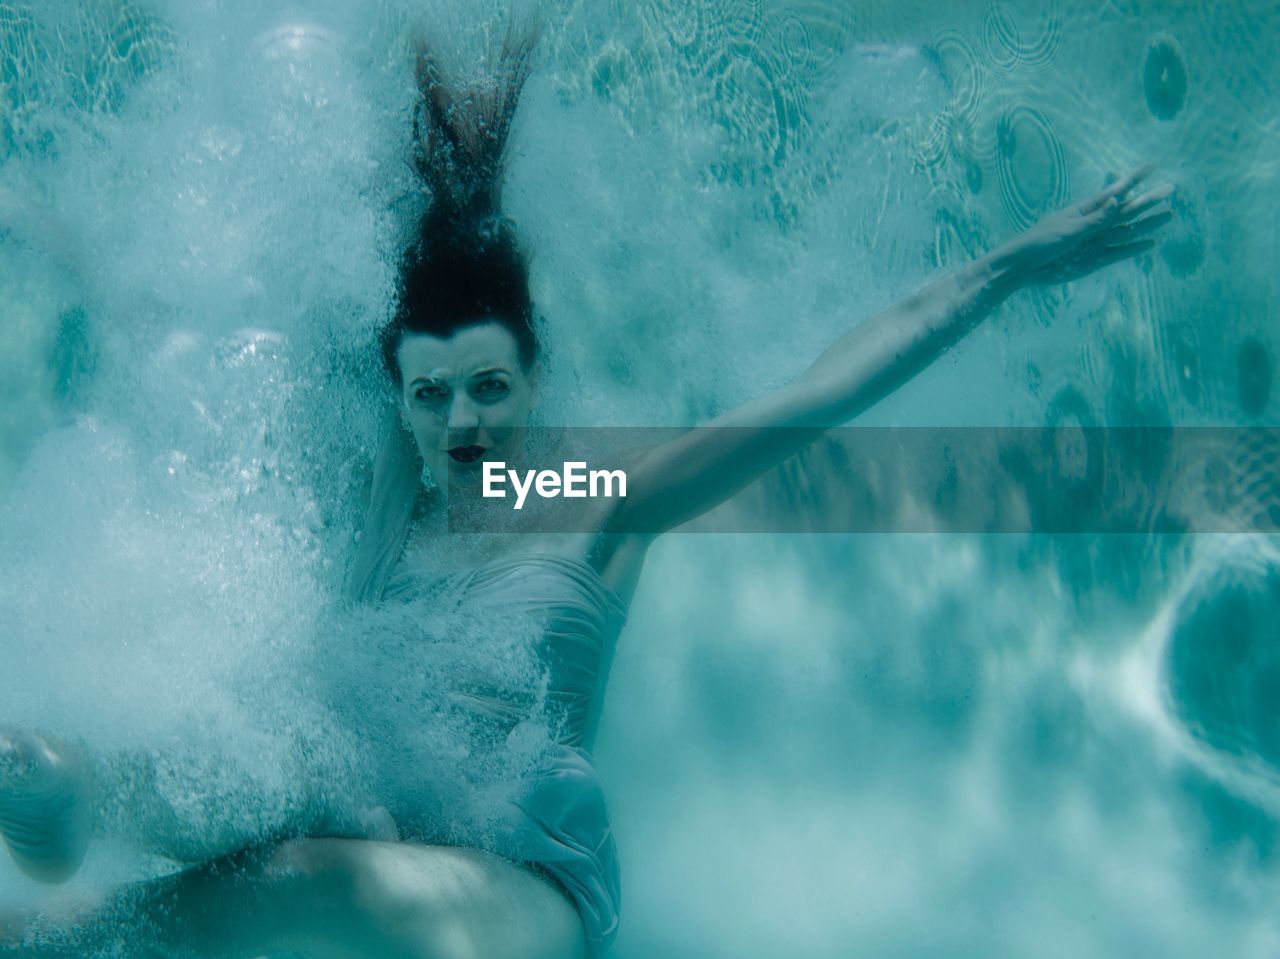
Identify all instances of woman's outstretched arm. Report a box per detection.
[610,165,1174,534]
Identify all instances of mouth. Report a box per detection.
[447,445,486,464]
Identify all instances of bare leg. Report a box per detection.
[0,731,91,884]
[0,728,398,884]
[2,839,586,959]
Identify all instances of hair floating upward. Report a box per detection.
[412,18,540,224]
[385,16,542,382]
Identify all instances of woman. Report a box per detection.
[0,19,1172,959]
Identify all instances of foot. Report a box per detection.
[0,729,93,883]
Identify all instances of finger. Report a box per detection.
[1079,163,1156,214]
[1119,182,1175,219]
[1108,163,1157,199]
[1108,209,1173,241]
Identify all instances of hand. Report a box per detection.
[994,164,1174,288]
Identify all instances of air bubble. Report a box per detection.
[1166,565,1280,768]
[1237,337,1272,418]
[1143,36,1188,122]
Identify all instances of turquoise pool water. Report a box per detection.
[1,1,1278,956]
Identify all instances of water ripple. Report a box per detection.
[994,101,1069,229]
[0,3,47,156]
[982,1,1062,74]
[702,40,801,180]
[775,11,817,74]
[647,0,702,49]
[929,28,988,124]
[981,3,1023,73]
[716,0,765,45]
[69,0,176,114]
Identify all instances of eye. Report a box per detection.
[474,378,509,395]
[414,382,448,401]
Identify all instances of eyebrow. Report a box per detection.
[407,367,507,389]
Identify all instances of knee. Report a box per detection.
[261,840,454,926]
[246,839,587,959]
[257,837,369,902]
[255,839,456,956]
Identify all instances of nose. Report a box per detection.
[446,393,480,439]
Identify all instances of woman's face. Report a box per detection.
[396,320,536,489]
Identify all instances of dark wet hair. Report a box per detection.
[381,21,540,385]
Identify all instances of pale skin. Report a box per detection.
[0,167,1172,957]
